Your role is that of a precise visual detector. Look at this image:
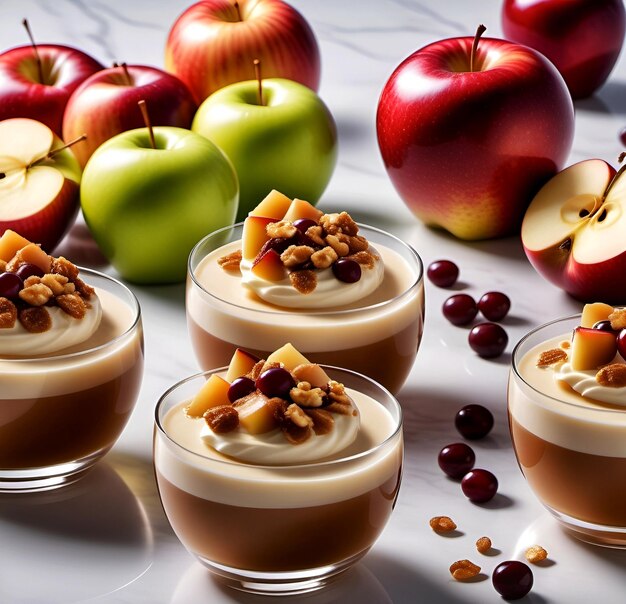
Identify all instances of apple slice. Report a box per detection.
[186,374,231,418]
[570,327,617,371]
[580,302,615,328]
[266,342,311,371]
[283,198,323,222]
[251,249,287,282]
[242,215,275,260]
[8,243,52,273]
[292,363,331,388]
[0,230,31,261]
[248,189,293,220]
[225,348,260,382]
[235,392,278,434]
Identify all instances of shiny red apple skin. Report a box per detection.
[63,65,197,168]
[376,36,574,240]
[0,44,103,135]
[502,0,626,99]
[165,0,320,104]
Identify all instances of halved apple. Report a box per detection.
[0,118,82,252]
[521,158,626,303]
[241,215,275,260]
[283,198,323,222]
[186,374,231,418]
[248,189,292,220]
[570,326,617,371]
[251,249,287,282]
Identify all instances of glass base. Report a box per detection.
[548,507,626,549]
[196,550,367,596]
[0,447,108,493]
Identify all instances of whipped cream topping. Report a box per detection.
[201,406,360,464]
[0,296,102,356]
[240,246,384,309]
[556,360,626,407]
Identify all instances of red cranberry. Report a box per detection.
[438,443,475,479]
[455,404,494,440]
[427,260,459,287]
[443,294,478,326]
[620,126,626,147]
[332,258,361,283]
[0,271,22,299]
[617,329,626,359]
[461,468,498,503]
[256,367,295,399]
[15,263,45,282]
[492,561,533,600]
[227,376,256,403]
[478,291,510,321]
[593,320,619,335]
[292,218,318,234]
[468,322,508,358]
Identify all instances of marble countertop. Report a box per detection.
[1,1,625,603]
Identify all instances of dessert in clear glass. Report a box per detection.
[186,191,424,394]
[0,230,144,492]
[154,344,403,595]
[508,303,626,547]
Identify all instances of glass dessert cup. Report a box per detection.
[186,223,424,395]
[0,269,144,493]
[154,366,403,595]
[509,315,626,548]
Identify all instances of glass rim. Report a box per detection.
[511,313,626,415]
[1,267,141,363]
[154,363,403,471]
[187,221,423,317]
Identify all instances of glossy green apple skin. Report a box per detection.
[192,78,337,222]
[80,127,238,284]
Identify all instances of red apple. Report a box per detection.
[165,0,320,104]
[376,29,574,240]
[0,118,83,251]
[521,158,626,303]
[502,0,626,99]
[63,64,196,167]
[0,44,103,135]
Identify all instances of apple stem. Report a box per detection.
[234,1,242,21]
[470,24,486,73]
[120,62,133,86]
[22,18,44,83]
[27,133,87,168]
[601,152,626,202]
[138,100,156,149]
[253,59,264,106]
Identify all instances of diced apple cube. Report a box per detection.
[242,215,275,260]
[225,348,260,382]
[570,327,617,371]
[186,374,231,418]
[251,249,287,282]
[283,198,323,222]
[0,230,32,262]
[249,189,293,220]
[266,342,311,371]
[580,302,614,328]
[236,392,278,434]
[292,363,331,388]
[12,243,51,273]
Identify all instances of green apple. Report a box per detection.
[80,127,238,284]
[192,78,337,222]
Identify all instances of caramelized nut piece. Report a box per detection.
[305,225,325,245]
[537,348,568,367]
[204,405,239,433]
[247,359,267,380]
[285,403,313,429]
[449,559,481,581]
[320,212,359,236]
[325,234,350,257]
[327,380,351,405]
[267,220,297,239]
[282,421,312,445]
[280,245,314,268]
[525,545,548,564]
[56,293,87,319]
[430,516,457,533]
[23,275,41,287]
[18,306,51,333]
[41,273,69,296]
[476,536,492,554]
[347,250,376,269]
[0,297,17,328]
[289,270,316,294]
[290,382,325,407]
[50,256,79,280]
[609,308,626,330]
[218,249,242,272]
[347,235,369,253]
[310,246,338,269]
[73,277,94,298]
[306,408,334,435]
[19,283,53,306]
[596,363,626,387]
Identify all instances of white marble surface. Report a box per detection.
[1,1,626,602]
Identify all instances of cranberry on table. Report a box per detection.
[256,367,295,399]
[333,258,361,283]
[438,443,475,479]
[443,294,478,326]
[0,271,22,299]
[478,291,510,321]
[427,259,459,287]
[461,468,498,503]
[492,561,533,600]
[455,404,494,439]
[227,376,256,403]
[469,322,508,358]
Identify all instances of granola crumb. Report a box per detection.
[596,363,626,387]
[0,297,17,329]
[18,306,52,333]
[430,516,457,533]
[537,348,568,367]
[525,545,548,564]
[289,270,316,294]
[449,559,481,581]
[218,249,242,272]
[476,536,492,554]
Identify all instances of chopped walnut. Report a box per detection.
[73,277,94,298]
[41,273,69,296]
[50,256,79,281]
[290,382,325,407]
[306,408,334,435]
[218,249,242,272]
[267,220,297,239]
[19,283,53,306]
[18,306,51,333]
[347,235,369,253]
[537,348,568,367]
[429,516,457,533]
[267,397,288,424]
[282,421,312,445]
[325,234,350,257]
[23,275,41,287]
[609,308,626,330]
[311,246,338,269]
[525,545,548,564]
[0,297,17,329]
[596,363,626,387]
[327,380,351,405]
[347,250,376,269]
[4,252,25,273]
[56,293,86,319]
[247,359,266,380]
[285,403,313,429]
[280,245,314,268]
[319,212,359,236]
[305,225,325,245]
[449,560,481,581]
[476,536,492,554]
[204,405,239,433]
[290,270,316,294]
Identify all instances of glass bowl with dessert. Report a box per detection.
[187,190,424,395]
[0,230,144,492]
[154,343,403,595]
